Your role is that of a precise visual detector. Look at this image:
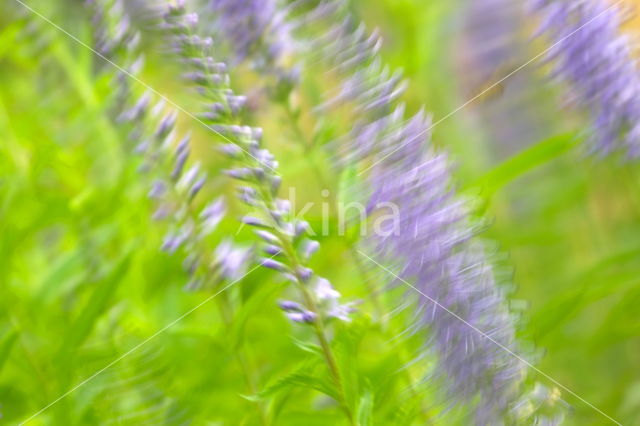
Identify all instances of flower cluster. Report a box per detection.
[530,0,640,158]
[161,2,353,324]
[368,140,524,423]
[207,0,283,64]
[87,0,143,125]
[287,1,526,422]
[202,0,301,103]
[461,0,522,84]
[458,0,549,159]
[88,0,251,291]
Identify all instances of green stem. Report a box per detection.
[217,294,270,426]
[253,181,355,425]
[288,248,355,425]
[280,104,431,422]
[180,21,351,422]
[159,162,269,424]
[283,103,331,188]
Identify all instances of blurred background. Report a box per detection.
[1,0,639,424]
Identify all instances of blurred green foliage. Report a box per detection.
[0,0,638,425]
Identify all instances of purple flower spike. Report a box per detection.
[161,1,354,331]
[208,0,289,64]
[288,1,529,421]
[531,0,640,157]
[88,0,257,298]
[366,116,523,423]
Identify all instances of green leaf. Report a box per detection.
[337,164,360,207]
[0,329,18,374]
[59,251,132,355]
[35,249,87,303]
[533,245,640,339]
[228,280,285,350]
[468,132,580,198]
[256,363,339,401]
[355,381,373,426]
[333,318,368,412]
[291,337,323,355]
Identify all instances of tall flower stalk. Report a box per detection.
[160,2,356,422]
[87,0,266,423]
[202,0,392,323]
[197,0,299,102]
[530,0,640,158]
[201,0,525,420]
[259,1,533,423]
[88,0,252,291]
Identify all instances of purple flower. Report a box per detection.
[314,277,340,301]
[313,277,356,322]
[260,258,289,272]
[200,197,226,233]
[279,300,303,311]
[148,180,167,199]
[458,0,550,159]
[89,0,251,292]
[162,4,353,324]
[462,0,521,83]
[215,239,252,281]
[289,1,526,421]
[205,0,301,102]
[208,0,291,66]
[286,310,317,324]
[530,0,640,157]
[366,115,523,423]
